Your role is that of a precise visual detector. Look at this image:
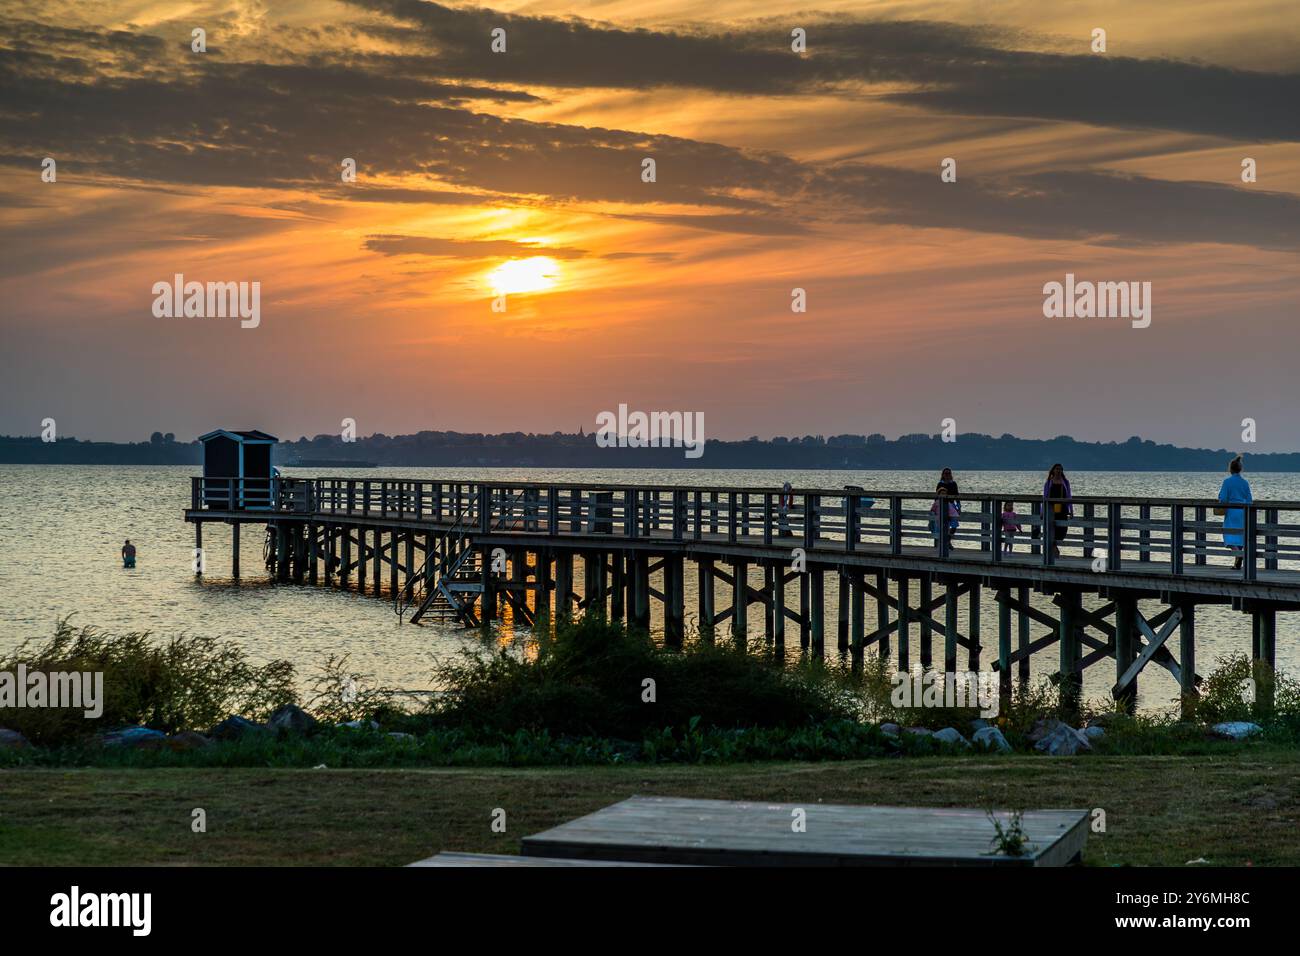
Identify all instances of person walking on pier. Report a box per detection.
[121,539,136,569]
[778,481,794,537]
[1000,502,1022,553]
[1217,455,1252,570]
[1044,464,1072,557]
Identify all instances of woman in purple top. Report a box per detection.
[1043,463,1072,557]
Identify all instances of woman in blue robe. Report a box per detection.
[1217,455,1252,570]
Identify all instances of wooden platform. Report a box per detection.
[521,797,1089,867]
[408,851,678,867]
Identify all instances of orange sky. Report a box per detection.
[2,0,1298,448]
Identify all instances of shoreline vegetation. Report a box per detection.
[3,429,1296,471]
[2,616,1295,769]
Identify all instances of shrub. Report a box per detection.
[426,614,861,737]
[0,618,297,745]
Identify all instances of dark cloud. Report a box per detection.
[1,9,1297,252]
[343,1,1299,141]
[363,234,588,259]
[610,212,814,237]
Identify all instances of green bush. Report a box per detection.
[426,615,861,738]
[0,618,297,745]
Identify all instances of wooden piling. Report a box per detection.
[919,576,932,668]
[232,522,240,579]
[732,559,748,647]
[1179,601,1196,718]
[1115,595,1137,714]
[809,567,824,659]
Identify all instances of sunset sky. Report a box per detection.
[1,1,1297,449]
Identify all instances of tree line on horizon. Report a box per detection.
[0,429,1290,471]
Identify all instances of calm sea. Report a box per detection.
[2,465,1295,714]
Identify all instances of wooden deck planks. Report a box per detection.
[408,851,680,867]
[522,796,1089,867]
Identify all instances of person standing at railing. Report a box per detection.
[778,482,794,537]
[1217,455,1252,570]
[1044,464,1072,558]
[930,483,958,549]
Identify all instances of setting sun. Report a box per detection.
[487,257,559,296]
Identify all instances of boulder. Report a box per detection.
[902,727,933,737]
[934,727,971,748]
[0,728,32,750]
[1027,717,1063,743]
[878,722,901,737]
[972,726,1012,753]
[387,732,415,742]
[166,731,213,751]
[969,718,991,732]
[339,719,380,731]
[101,726,167,749]
[209,715,265,741]
[1210,721,1262,741]
[1087,712,1119,729]
[1034,723,1092,756]
[267,704,319,736]
[1082,725,1106,741]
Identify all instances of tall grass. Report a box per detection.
[0,618,296,745]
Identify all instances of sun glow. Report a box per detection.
[487,256,560,295]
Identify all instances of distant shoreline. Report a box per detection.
[3,431,1295,472]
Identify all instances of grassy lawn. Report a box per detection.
[2,750,1298,866]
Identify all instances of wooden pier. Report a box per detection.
[185,476,1300,714]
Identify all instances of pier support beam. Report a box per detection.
[897,576,911,672]
[535,550,551,626]
[809,567,825,659]
[1017,586,1031,683]
[555,553,573,621]
[876,571,890,661]
[232,522,241,579]
[324,526,334,585]
[773,566,786,650]
[665,555,685,647]
[610,552,625,623]
[632,553,650,629]
[357,528,367,591]
[799,573,810,650]
[837,571,850,652]
[920,577,933,668]
[850,571,864,668]
[277,524,290,583]
[389,532,398,596]
[481,547,495,623]
[732,560,748,648]
[944,584,958,673]
[997,588,1012,705]
[305,522,315,582]
[698,559,715,641]
[1179,602,1196,718]
[1059,589,1080,711]
[373,529,382,596]
[968,583,981,670]
[1114,595,1137,714]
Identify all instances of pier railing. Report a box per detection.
[189,477,1300,583]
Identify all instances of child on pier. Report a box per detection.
[1000,503,1021,553]
[930,484,958,549]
